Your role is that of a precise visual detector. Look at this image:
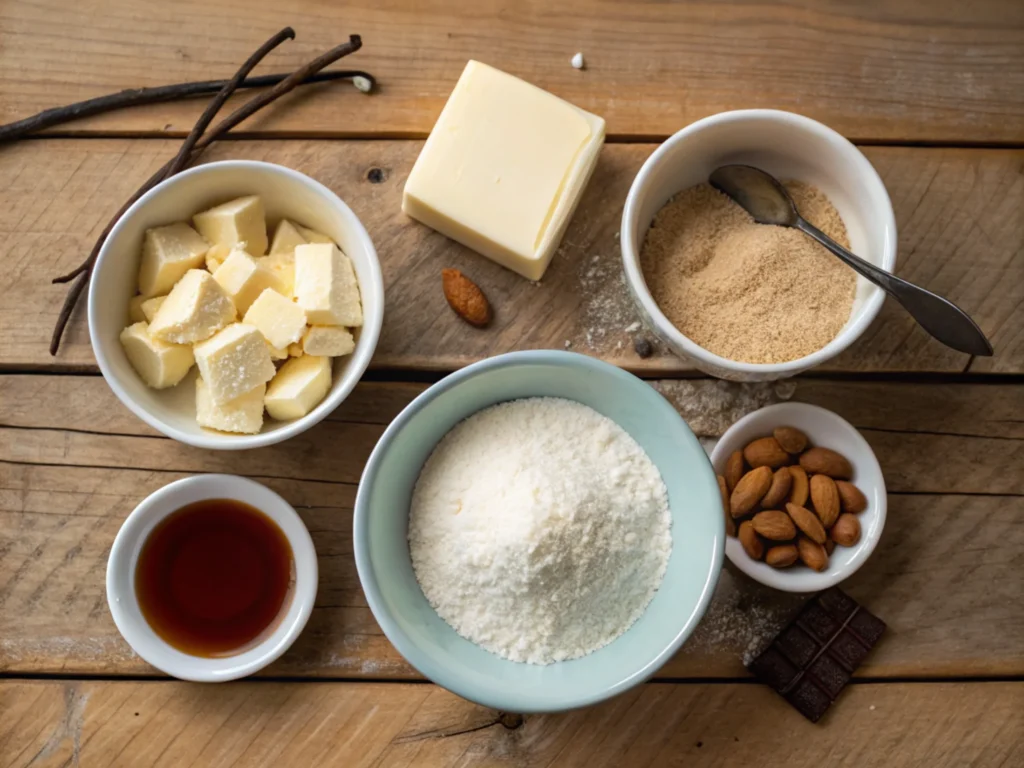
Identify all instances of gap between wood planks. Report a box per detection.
[16,132,1024,150]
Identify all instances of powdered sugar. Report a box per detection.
[409,397,671,665]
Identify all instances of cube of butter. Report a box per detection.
[265,355,331,421]
[258,254,295,299]
[213,248,289,315]
[402,60,605,281]
[196,377,265,434]
[302,325,354,357]
[243,288,307,349]
[141,295,166,323]
[193,323,277,405]
[294,224,335,245]
[138,222,210,297]
[269,219,307,255]
[119,322,194,389]
[148,269,236,344]
[193,195,268,256]
[205,243,232,274]
[294,243,362,326]
[128,295,147,324]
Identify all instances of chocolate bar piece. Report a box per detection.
[747,587,886,722]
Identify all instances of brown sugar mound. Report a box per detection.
[640,181,856,364]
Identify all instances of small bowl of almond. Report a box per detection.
[710,403,886,592]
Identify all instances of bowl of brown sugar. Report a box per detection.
[621,110,897,381]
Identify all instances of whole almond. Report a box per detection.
[730,466,773,518]
[761,467,793,509]
[836,480,868,514]
[773,426,808,454]
[743,436,789,469]
[786,502,827,544]
[766,544,799,568]
[718,475,736,537]
[809,474,841,528]
[441,268,492,327]
[798,537,829,572]
[751,509,796,541]
[831,513,862,547]
[788,465,809,507]
[738,521,763,560]
[725,450,745,492]
[799,447,853,479]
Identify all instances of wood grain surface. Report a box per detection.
[2,0,1024,142]
[2,140,1020,374]
[3,376,1022,679]
[3,680,1023,767]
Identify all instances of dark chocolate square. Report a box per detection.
[808,653,851,699]
[848,608,887,645]
[798,601,841,644]
[818,587,857,620]
[748,647,800,691]
[746,589,886,723]
[776,625,820,668]
[784,677,833,723]
[828,630,871,671]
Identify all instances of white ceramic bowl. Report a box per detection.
[710,402,886,592]
[106,474,317,681]
[621,109,897,381]
[89,160,384,449]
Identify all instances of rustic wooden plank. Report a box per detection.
[2,377,1022,679]
[2,1,1024,142]
[2,680,1022,767]
[2,140,1021,374]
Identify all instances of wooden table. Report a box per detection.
[2,1,1023,765]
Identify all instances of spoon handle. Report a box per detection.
[794,218,993,356]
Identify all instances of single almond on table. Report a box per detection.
[761,467,793,509]
[751,509,796,541]
[730,465,773,518]
[718,475,736,537]
[831,513,862,547]
[809,474,841,528]
[836,480,868,514]
[799,446,853,479]
[738,520,763,560]
[441,268,492,327]
[725,450,745,492]
[788,465,809,507]
[798,537,829,572]
[743,436,789,469]
[773,426,808,454]
[766,544,799,568]
[786,502,827,544]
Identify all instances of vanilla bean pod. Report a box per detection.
[49,34,366,355]
[0,70,375,143]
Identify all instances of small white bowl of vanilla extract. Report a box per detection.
[107,475,317,681]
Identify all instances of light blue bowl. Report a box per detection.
[353,351,724,712]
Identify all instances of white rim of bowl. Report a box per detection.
[353,349,725,712]
[87,159,384,450]
[621,108,898,375]
[106,474,318,681]
[711,402,888,592]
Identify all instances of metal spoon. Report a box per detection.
[709,164,993,356]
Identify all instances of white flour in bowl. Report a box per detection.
[408,397,672,665]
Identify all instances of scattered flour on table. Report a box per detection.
[409,397,671,665]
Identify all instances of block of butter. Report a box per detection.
[402,60,605,281]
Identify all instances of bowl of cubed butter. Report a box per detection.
[88,160,384,449]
